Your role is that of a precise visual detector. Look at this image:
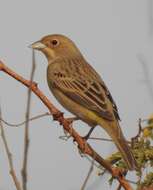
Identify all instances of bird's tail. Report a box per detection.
[112,132,138,170]
[99,121,137,170]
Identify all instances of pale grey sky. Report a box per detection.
[0,0,153,190]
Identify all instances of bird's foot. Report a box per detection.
[82,134,90,141]
[82,127,96,141]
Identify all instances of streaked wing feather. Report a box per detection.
[52,71,114,121]
[99,82,121,120]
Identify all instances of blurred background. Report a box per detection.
[0,0,153,189]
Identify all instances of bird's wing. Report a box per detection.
[48,58,120,121]
[85,62,120,120]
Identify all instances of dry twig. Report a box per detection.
[81,156,95,190]
[21,50,36,190]
[0,106,22,190]
[138,54,153,102]
[131,118,142,147]
[0,112,50,127]
[116,172,128,190]
[148,0,153,36]
[89,137,112,142]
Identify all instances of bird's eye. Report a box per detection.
[51,39,59,46]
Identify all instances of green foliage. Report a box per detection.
[106,115,153,189]
[137,172,153,189]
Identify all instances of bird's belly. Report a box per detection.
[51,88,97,127]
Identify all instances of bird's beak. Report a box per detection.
[29,41,47,50]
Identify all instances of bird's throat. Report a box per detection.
[42,48,56,61]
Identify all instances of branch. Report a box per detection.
[0,107,22,190]
[137,54,153,103]
[0,112,50,127]
[80,158,95,190]
[89,137,113,142]
[116,172,128,190]
[0,60,132,190]
[148,0,153,36]
[131,118,142,147]
[21,50,36,190]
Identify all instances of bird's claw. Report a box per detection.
[81,134,89,141]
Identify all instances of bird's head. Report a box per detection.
[30,34,82,61]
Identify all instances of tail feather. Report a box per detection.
[114,134,138,170]
[99,120,138,170]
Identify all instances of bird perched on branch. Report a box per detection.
[31,34,137,170]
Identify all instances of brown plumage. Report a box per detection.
[31,34,137,170]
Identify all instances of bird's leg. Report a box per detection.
[79,127,96,155]
[83,126,96,141]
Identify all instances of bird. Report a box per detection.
[30,34,137,170]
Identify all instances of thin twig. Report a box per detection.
[137,54,153,103]
[84,155,102,169]
[89,137,112,142]
[0,112,50,127]
[0,60,132,190]
[0,106,22,190]
[131,118,142,147]
[116,172,127,190]
[59,134,113,143]
[89,137,131,145]
[148,0,153,36]
[21,50,36,190]
[81,156,95,190]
